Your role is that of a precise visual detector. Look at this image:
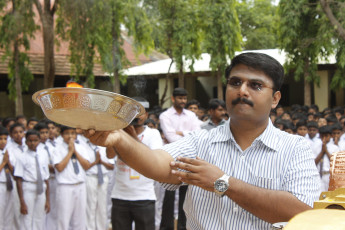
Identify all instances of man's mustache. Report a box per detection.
[231,97,254,107]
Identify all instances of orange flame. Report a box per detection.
[66,81,83,88]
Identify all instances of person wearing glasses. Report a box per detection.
[85,52,320,230]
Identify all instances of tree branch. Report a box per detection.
[33,0,43,17]
[320,0,345,41]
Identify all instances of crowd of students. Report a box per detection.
[0,101,342,230]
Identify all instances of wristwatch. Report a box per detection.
[214,174,230,197]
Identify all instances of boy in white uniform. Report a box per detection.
[14,130,50,230]
[315,125,339,192]
[111,98,164,230]
[34,122,58,230]
[52,126,92,230]
[7,123,27,230]
[0,127,15,230]
[77,132,114,230]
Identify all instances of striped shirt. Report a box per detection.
[161,119,320,230]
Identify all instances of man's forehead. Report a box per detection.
[229,65,272,82]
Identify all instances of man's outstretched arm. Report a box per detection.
[84,129,180,185]
[171,156,312,224]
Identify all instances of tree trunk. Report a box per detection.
[14,40,23,116]
[304,60,311,106]
[217,68,224,100]
[320,0,345,41]
[41,10,55,88]
[178,64,184,88]
[159,59,174,107]
[112,10,120,93]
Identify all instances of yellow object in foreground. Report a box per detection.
[284,209,345,229]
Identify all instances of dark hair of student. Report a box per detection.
[27,117,39,123]
[307,121,318,129]
[9,123,25,134]
[2,117,15,128]
[34,122,49,131]
[208,98,226,110]
[225,52,284,92]
[0,126,9,136]
[59,125,75,134]
[331,123,342,131]
[296,120,307,129]
[25,129,40,139]
[319,125,332,135]
[15,115,26,121]
[186,99,200,109]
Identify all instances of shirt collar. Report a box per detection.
[210,118,279,152]
[170,106,186,115]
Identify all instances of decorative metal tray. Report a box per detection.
[32,87,145,131]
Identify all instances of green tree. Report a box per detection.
[56,0,108,88]
[0,0,37,115]
[236,0,279,50]
[278,0,334,105]
[144,0,203,105]
[319,0,345,89]
[200,0,242,100]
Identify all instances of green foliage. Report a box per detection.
[236,0,279,50]
[0,0,38,99]
[278,0,333,85]
[7,52,33,99]
[143,0,202,72]
[200,0,242,79]
[56,0,153,87]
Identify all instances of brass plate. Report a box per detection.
[32,87,145,131]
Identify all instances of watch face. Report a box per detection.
[215,180,228,192]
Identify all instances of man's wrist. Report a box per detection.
[214,174,231,197]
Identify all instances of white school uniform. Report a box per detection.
[14,148,49,230]
[39,142,58,230]
[79,134,113,230]
[7,140,27,230]
[52,140,90,230]
[320,142,339,192]
[0,148,15,230]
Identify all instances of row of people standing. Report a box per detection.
[271,104,345,193]
[0,120,115,230]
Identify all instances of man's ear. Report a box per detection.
[171,96,175,104]
[271,91,281,109]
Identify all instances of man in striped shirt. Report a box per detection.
[85,52,320,230]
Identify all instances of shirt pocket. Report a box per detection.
[254,176,280,190]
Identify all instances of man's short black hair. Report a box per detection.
[34,122,49,131]
[186,99,200,109]
[60,125,75,134]
[25,129,40,139]
[0,126,9,136]
[9,123,25,134]
[208,98,226,110]
[172,88,188,97]
[225,52,284,91]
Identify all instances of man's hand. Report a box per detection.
[170,156,224,192]
[83,129,122,148]
[123,126,138,140]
